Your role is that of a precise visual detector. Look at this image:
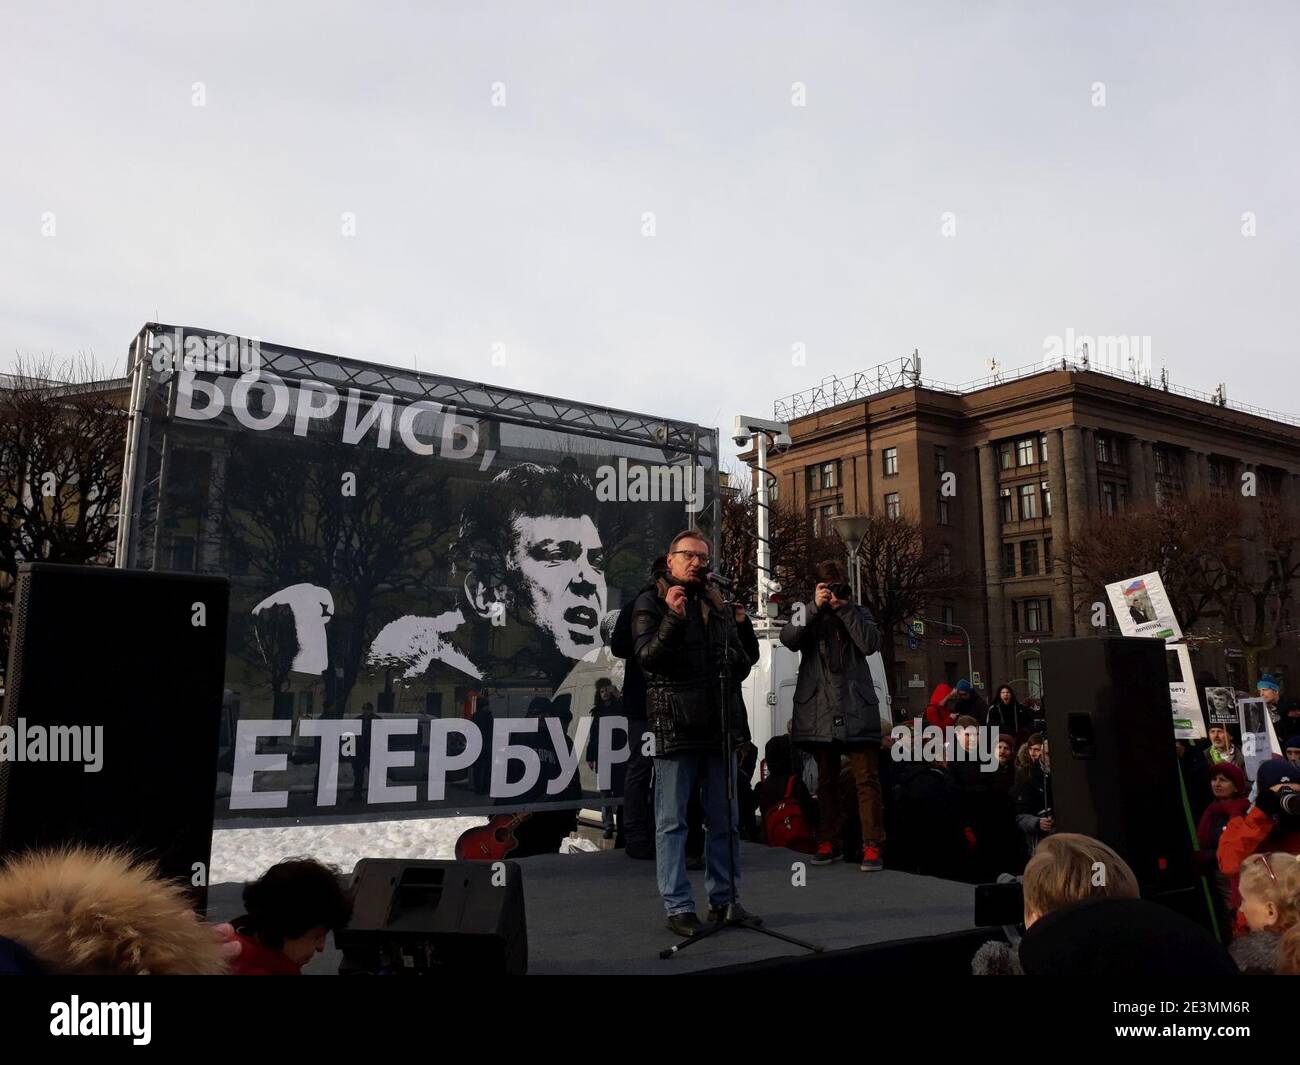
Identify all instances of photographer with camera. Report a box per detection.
[633,529,758,937]
[780,560,885,871]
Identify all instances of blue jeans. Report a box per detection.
[653,752,740,916]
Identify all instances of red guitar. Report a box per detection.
[454,812,532,861]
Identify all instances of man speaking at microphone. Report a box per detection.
[633,528,759,936]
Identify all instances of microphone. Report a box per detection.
[705,571,735,591]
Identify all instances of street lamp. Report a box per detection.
[830,515,870,603]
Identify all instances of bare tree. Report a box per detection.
[0,357,125,677]
[717,476,813,605]
[1198,495,1300,680]
[1067,492,1300,680]
[1065,493,1227,633]
[849,512,972,681]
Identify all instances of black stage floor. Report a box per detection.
[208,842,979,975]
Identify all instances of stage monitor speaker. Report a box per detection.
[338,858,527,975]
[1039,636,1195,893]
[0,563,229,913]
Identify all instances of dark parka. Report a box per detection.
[779,599,882,747]
[633,577,753,757]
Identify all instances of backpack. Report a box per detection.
[763,776,815,853]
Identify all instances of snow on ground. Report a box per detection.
[209,816,488,884]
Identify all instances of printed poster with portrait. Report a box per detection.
[1238,696,1283,782]
[1204,686,1241,727]
[1106,571,1183,643]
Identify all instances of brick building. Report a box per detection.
[754,358,1300,716]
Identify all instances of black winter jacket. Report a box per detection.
[632,576,753,757]
[779,600,881,747]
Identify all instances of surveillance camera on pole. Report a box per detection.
[734,414,790,622]
[732,414,791,450]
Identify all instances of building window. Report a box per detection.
[1017,438,1035,466]
[1021,540,1039,576]
[883,447,898,476]
[884,492,900,519]
[1002,543,1017,578]
[940,544,952,575]
[810,502,839,537]
[941,605,955,627]
[1102,481,1118,516]
[999,442,1014,470]
[938,496,950,525]
[808,463,839,492]
[935,446,948,475]
[1027,656,1043,699]
[1025,599,1044,632]
[769,480,779,503]
[1096,435,1112,465]
[1044,536,1052,570]
[1000,487,1013,523]
[1041,481,1051,517]
[1018,483,1039,520]
[1153,448,1168,477]
[1039,433,1048,464]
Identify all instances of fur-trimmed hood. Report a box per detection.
[971,939,1023,975]
[0,847,228,975]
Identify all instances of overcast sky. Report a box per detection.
[3,2,1297,464]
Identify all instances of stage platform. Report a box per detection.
[208,841,982,975]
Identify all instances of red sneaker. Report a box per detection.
[810,841,837,866]
[860,842,883,872]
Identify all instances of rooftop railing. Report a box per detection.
[773,356,1300,428]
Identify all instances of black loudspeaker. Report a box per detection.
[338,858,527,975]
[1039,636,1195,893]
[0,563,229,913]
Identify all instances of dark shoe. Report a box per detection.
[686,855,705,871]
[860,842,884,872]
[626,844,655,860]
[706,901,763,926]
[602,829,615,840]
[810,841,837,866]
[667,912,704,937]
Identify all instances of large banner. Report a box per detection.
[120,326,718,822]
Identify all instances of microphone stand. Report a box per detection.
[661,585,822,959]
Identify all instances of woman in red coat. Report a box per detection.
[1217,759,1300,931]
[924,680,974,731]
